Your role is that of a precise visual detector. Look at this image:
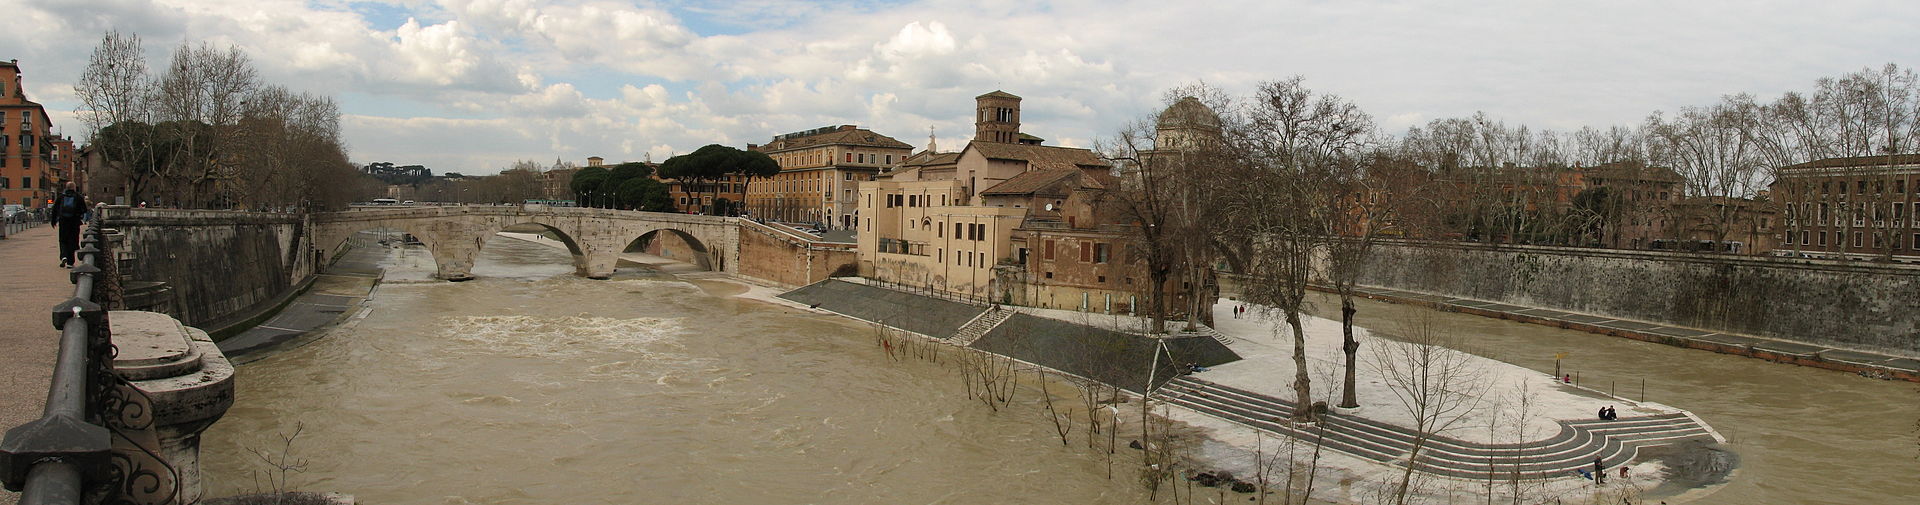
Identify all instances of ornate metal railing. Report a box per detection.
[1,223,178,505]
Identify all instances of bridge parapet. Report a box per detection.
[312,204,741,281]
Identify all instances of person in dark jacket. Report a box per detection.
[52,182,89,268]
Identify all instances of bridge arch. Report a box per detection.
[625,227,717,271]
[476,221,592,276]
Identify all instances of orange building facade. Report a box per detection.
[1,60,74,211]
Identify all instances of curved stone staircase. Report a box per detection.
[1158,376,1716,480]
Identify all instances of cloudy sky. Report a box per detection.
[6,0,1918,173]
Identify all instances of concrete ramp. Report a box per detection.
[778,280,987,339]
[970,314,1240,393]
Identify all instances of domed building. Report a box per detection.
[1154,96,1222,152]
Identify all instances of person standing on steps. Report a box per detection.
[52,182,90,268]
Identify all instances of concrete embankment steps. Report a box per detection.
[951,307,1013,345]
[1157,376,1714,480]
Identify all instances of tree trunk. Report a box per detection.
[1339,294,1360,409]
[1287,309,1312,420]
[1148,271,1168,334]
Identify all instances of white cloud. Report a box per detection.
[6,0,1920,172]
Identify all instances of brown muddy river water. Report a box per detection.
[200,237,1150,504]
[201,236,1920,504]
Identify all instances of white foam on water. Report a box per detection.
[438,314,685,359]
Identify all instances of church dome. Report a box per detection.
[1156,96,1221,131]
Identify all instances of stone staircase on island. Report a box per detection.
[1156,376,1716,480]
[950,306,1014,345]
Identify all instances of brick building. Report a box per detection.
[1579,161,1685,249]
[1769,154,1920,260]
[1,60,69,211]
[860,91,1208,315]
[747,125,911,228]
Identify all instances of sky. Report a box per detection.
[5,0,1918,174]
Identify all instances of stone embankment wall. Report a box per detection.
[736,221,857,287]
[1351,240,1920,355]
[101,207,320,332]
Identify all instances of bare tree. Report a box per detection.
[1369,311,1491,505]
[1228,76,1373,418]
[75,30,157,204]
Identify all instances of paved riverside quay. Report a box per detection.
[0,226,66,505]
[1333,284,1920,381]
[214,233,386,362]
[775,278,1721,495]
[1,223,236,505]
[1159,377,1714,479]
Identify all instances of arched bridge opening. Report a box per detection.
[625,228,717,272]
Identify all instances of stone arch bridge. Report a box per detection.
[314,204,739,280]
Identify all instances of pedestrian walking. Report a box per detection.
[52,182,90,268]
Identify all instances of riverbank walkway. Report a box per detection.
[214,235,386,363]
[0,224,71,505]
[1159,377,1712,479]
[1337,284,1920,381]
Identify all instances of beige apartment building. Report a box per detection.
[748,125,911,229]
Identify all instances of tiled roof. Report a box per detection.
[1585,161,1683,183]
[1781,154,1920,170]
[981,169,1081,196]
[967,142,1110,171]
[760,127,912,152]
[977,90,1021,100]
[900,151,961,168]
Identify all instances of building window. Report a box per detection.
[844,173,852,180]
[1800,230,1809,245]
[1044,271,1053,279]
[19,177,28,189]
[955,222,963,239]
[1854,231,1863,248]
[1044,240,1055,259]
[1097,275,1106,283]
[1819,232,1828,246]
[1080,243,1092,262]
[1094,243,1110,263]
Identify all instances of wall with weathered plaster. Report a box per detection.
[736,221,857,287]
[102,208,319,330]
[1354,240,1920,354]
